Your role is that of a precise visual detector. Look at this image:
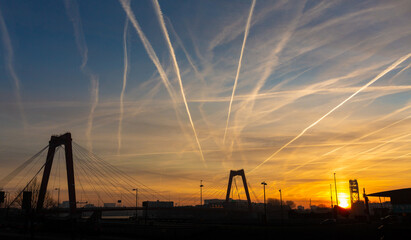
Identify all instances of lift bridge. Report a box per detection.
[0,133,260,216]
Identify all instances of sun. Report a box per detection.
[338,193,350,208]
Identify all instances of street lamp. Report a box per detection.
[334,172,339,207]
[54,188,60,216]
[54,188,60,208]
[200,180,204,206]
[279,189,283,224]
[132,188,138,218]
[261,181,267,223]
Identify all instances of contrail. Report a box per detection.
[388,61,411,84]
[283,114,411,176]
[229,2,304,155]
[87,75,99,151]
[165,16,205,85]
[223,0,256,144]
[335,132,411,173]
[249,53,411,173]
[118,17,129,154]
[119,0,177,103]
[64,0,87,69]
[348,152,411,176]
[65,0,99,151]
[151,0,206,166]
[0,7,27,128]
[119,0,204,163]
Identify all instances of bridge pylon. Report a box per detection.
[225,169,252,210]
[37,132,76,214]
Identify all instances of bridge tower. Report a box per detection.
[225,169,252,209]
[349,179,360,205]
[37,133,76,213]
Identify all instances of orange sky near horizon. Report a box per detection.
[0,0,410,209]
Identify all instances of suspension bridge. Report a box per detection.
[0,133,261,216]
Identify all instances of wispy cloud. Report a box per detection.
[120,0,207,163]
[64,0,99,151]
[335,132,411,172]
[0,7,27,128]
[282,114,411,177]
[64,0,88,69]
[229,1,305,154]
[87,75,99,150]
[165,17,205,85]
[250,53,411,173]
[208,0,284,51]
[118,17,129,154]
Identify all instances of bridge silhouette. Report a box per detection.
[0,133,261,215]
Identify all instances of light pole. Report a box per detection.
[133,188,138,218]
[200,180,204,206]
[330,184,333,208]
[54,188,60,208]
[261,181,267,223]
[334,173,339,207]
[3,192,8,207]
[55,188,60,216]
[0,191,6,208]
[279,189,283,224]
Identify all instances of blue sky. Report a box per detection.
[1,0,410,206]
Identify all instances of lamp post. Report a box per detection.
[261,181,267,223]
[279,189,283,224]
[54,188,60,216]
[334,173,339,207]
[4,192,8,207]
[133,188,138,218]
[54,188,60,208]
[200,180,204,206]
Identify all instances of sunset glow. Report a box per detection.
[338,193,350,209]
[0,0,410,208]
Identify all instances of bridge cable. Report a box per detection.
[0,145,48,188]
[7,162,46,208]
[73,147,124,203]
[73,146,143,204]
[73,142,164,201]
[10,146,48,194]
[79,146,162,200]
[247,182,260,203]
[73,147,140,205]
[234,177,241,200]
[72,149,104,205]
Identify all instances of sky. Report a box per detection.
[0,0,410,208]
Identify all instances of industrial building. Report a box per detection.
[142,200,174,208]
[366,188,411,214]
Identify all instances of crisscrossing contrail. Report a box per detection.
[249,52,411,173]
[223,0,256,144]
[152,0,206,166]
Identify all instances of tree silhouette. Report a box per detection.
[267,198,283,206]
[12,178,56,209]
[286,200,295,209]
